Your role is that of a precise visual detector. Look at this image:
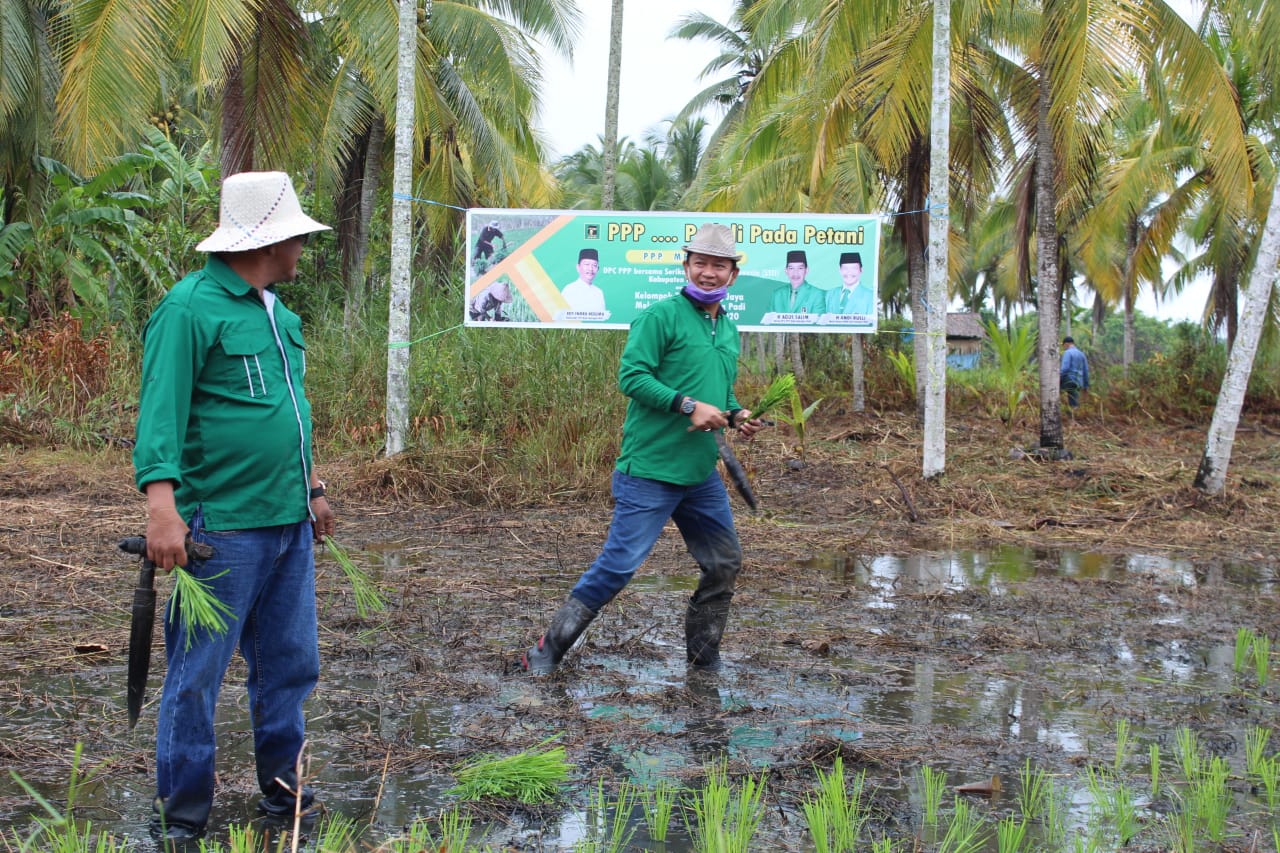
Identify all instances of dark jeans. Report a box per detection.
[152,509,319,834]
[1062,380,1081,408]
[571,470,741,612]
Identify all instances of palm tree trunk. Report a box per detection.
[850,336,866,413]
[385,0,420,457]
[1194,177,1280,494]
[1035,71,1064,452]
[1121,216,1138,373]
[922,0,950,478]
[600,0,624,210]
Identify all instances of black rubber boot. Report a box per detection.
[685,599,732,669]
[522,597,597,675]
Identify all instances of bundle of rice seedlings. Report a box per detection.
[748,373,796,421]
[169,568,236,651]
[447,738,571,804]
[323,535,387,617]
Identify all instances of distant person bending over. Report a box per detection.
[1060,335,1090,408]
[522,223,768,675]
[469,279,514,321]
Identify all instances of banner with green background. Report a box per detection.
[465,209,880,333]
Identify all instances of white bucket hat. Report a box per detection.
[196,171,331,252]
[683,222,742,261]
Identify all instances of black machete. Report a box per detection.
[715,431,759,511]
[118,536,215,729]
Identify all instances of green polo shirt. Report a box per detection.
[616,292,742,485]
[133,257,313,530]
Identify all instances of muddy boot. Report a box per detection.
[522,597,597,675]
[685,600,732,669]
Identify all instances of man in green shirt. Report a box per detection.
[522,223,767,675]
[133,171,334,846]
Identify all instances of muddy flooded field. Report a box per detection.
[2,414,1279,850]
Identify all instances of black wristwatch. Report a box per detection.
[309,480,326,500]
[680,396,698,416]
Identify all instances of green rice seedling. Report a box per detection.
[640,779,679,842]
[1016,759,1049,821]
[870,838,900,853]
[747,373,795,421]
[1041,780,1070,849]
[1175,728,1202,783]
[1162,796,1197,853]
[1256,754,1280,811]
[1246,727,1271,781]
[377,807,474,852]
[920,765,948,826]
[1113,719,1132,772]
[170,566,236,650]
[995,815,1027,853]
[802,756,870,853]
[312,813,362,852]
[1149,742,1161,799]
[1254,634,1272,686]
[323,535,387,617]
[447,737,570,804]
[1190,755,1232,842]
[937,795,987,853]
[1086,766,1140,847]
[1235,627,1256,673]
[576,779,636,853]
[684,760,767,853]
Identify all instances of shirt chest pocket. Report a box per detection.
[217,332,278,400]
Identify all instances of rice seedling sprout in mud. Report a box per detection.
[1041,779,1070,850]
[937,795,986,853]
[1246,726,1271,782]
[378,807,475,853]
[640,779,679,843]
[1253,633,1272,687]
[1190,755,1232,843]
[447,737,570,804]
[995,815,1028,853]
[170,566,236,649]
[1162,798,1197,853]
[323,534,386,617]
[684,760,767,853]
[802,756,870,853]
[1016,759,1049,821]
[1175,727,1201,783]
[575,779,636,853]
[1149,742,1162,799]
[1235,627,1256,674]
[1112,719,1133,772]
[1254,753,1280,812]
[1085,766,1139,847]
[920,765,947,826]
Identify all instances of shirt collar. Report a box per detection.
[204,255,260,298]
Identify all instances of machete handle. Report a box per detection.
[118,536,215,563]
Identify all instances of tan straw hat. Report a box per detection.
[683,222,742,261]
[196,171,331,252]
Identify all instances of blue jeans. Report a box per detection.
[153,508,319,833]
[571,470,742,612]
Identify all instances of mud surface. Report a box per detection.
[1,413,1279,849]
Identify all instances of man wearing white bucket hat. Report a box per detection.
[133,171,334,846]
[522,223,768,676]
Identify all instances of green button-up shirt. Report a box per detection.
[616,292,742,486]
[133,257,314,530]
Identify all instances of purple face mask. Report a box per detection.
[683,283,728,305]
